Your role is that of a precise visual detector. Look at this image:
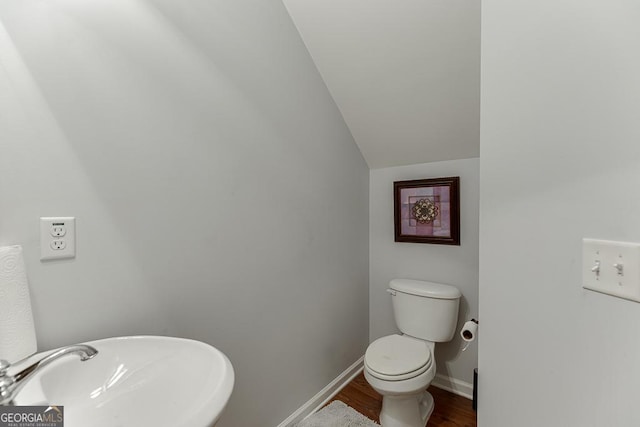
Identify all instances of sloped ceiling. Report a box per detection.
[283,0,480,169]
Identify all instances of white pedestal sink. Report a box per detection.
[13,336,234,427]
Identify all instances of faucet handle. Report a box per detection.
[0,360,14,402]
[0,360,10,377]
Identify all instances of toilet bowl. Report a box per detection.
[364,334,436,427]
[364,279,461,427]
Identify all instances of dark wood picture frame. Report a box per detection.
[394,177,460,245]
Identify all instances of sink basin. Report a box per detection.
[13,336,234,427]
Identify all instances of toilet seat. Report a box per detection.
[365,335,432,381]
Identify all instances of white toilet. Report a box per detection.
[364,279,461,427]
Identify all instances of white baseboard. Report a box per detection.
[276,356,364,427]
[431,373,473,400]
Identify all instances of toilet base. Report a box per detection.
[379,391,434,427]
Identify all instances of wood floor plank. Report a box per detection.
[328,372,476,427]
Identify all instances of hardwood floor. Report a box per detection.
[328,372,476,427]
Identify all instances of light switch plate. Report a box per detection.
[583,238,640,302]
[40,217,75,260]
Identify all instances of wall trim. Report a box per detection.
[276,356,364,427]
[431,373,473,400]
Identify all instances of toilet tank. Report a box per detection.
[389,279,461,342]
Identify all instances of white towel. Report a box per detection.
[0,245,37,362]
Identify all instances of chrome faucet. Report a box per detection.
[0,344,98,405]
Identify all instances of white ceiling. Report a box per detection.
[283,0,481,169]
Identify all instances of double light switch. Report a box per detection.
[583,238,640,303]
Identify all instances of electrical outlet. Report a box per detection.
[50,225,66,237]
[41,217,75,260]
[50,240,66,250]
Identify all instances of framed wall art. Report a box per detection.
[394,177,460,245]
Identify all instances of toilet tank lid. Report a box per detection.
[390,279,461,299]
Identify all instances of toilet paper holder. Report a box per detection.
[461,318,478,341]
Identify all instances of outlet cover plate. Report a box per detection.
[40,217,75,261]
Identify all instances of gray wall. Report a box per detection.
[0,1,369,426]
[480,0,640,425]
[369,158,479,386]
[282,0,481,169]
